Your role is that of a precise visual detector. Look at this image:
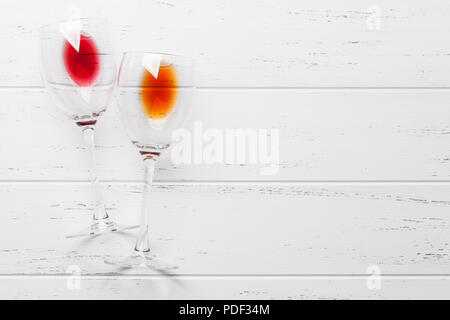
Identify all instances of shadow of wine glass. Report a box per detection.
[64,228,191,298]
[68,227,137,250]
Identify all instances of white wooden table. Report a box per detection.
[0,0,449,299]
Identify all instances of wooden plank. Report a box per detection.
[1,276,449,299]
[1,89,450,181]
[0,0,449,87]
[0,183,448,275]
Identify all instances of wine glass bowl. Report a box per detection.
[117,52,194,157]
[39,18,116,129]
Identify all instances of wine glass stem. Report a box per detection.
[135,158,156,253]
[82,127,108,221]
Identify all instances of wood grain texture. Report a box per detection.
[0,183,448,275]
[0,0,449,87]
[1,276,449,299]
[1,0,449,300]
[1,89,450,181]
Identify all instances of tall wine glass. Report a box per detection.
[106,52,194,270]
[39,18,133,238]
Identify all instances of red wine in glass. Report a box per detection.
[63,33,100,86]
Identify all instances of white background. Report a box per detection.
[0,0,449,299]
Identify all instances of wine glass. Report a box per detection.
[39,18,135,238]
[105,52,194,270]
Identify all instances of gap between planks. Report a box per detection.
[2,180,450,186]
[4,86,450,92]
[0,274,449,279]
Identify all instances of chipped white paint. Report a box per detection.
[1,276,449,299]
[0,0,449,299]
[0,0,450,87]
[0,183,449,275]
[2,89,450,181]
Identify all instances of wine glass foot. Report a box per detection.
[66,219,139,239]
[104,250,178,273]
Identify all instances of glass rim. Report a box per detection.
[38,17,109,32]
